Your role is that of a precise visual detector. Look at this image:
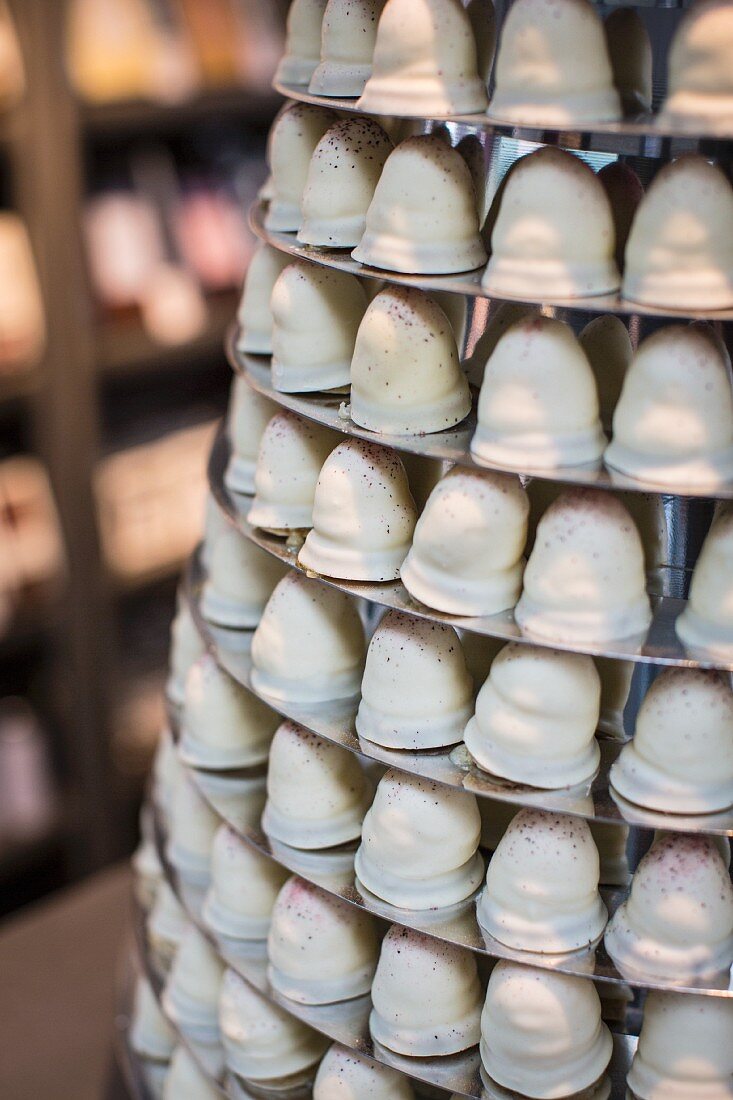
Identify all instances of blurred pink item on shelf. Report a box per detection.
[0,698,57,842]
[139,262,208,346]
[0,214,45,371]
[174,187,251,292]
[84,192,166,311]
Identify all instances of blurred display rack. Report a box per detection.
[81,87,280,136]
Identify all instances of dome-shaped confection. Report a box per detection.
[130,976,176,1062]
[349,285,471,435]
[235,243,290,355]
[203,825,288,941]
[483,147,620,299]
[605,8,652,115]
[465,643,602,789]
[164,925,224,1039]
[471,314,606,469]
[298,440,417,581]
[622,156,733,310]
[354,769,483,909]
[488,0,620,125]
[356,609,474,749]
[314,1044,416,1099]
[477,808,607,952]
[265,101,338,232]
[578,315,632,431]
[353,136,487,275]
[148,882,188,974]
[270,262,367,393]
[153,727,182,826]
[219,968,328,1082]
[309,0,386,97]
[225,378,277,496]
[612,667,733,815]
[181,654,278,771]
[515,488,652,643]
[247,411,338,534]
[465,301,537,387]
[627,990,733,1100]
[167,770,219,887]
[275,0,328,85]
[606,325,733,488]
[677,503,733,658]
[202,492,229,571]
[267,876,379,1003]
[662,0,733,127]
[358,0,488,115]
[251,572,366,703]
[604,832,733,981]
[200,524,287,628]
[263,721,371,849]
[480,961,613,1100]
[401,467,528,617]
[595,657,633,739]
[167,600,204,707]
[299,118,392,247]
[163,1047,221,1100]
[132,809,162,911]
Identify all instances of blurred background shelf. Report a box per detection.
[82,87,281,134]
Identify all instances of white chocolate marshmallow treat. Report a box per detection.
[235,244,290,355]
[167,599,204,707]
[353,135,487,274]
[471,314,606,469]
[219,968,328,1082]
[369,925,483,1056]
[604,832,733,982]
[622,156,733,310]
[299,440,417,582]
[148,882,187,974]
[153,727,182,825]
[356,609,474,749]
[358,0,488,116]
[354,769,483,909]
[251,572,366,703]
[611,667,733,814]
[130,977,176,1062]
[203,824,288,941]
[480,960,613,1100]
[465,643,602,789]
[225,378,277,496]
[488,0,621,125]
[515,488,652,643]
[605,325,733,488]
[595,657,633,739]
[314,1044,416,1099]
[627,989,733,1100]
[164,925,224,1038]
[402,467,529,617]
[167,770,219,887]
[483,147,621,299]
[677,503,733,658]
[201,524,287,628]
[309,0,386,96]
[578,315,632,431]
[202,492,229,571]
[350,285,471,434]
[465,302,537,387]
[605,9,652,114]
[247,411,338,534]
[299,118,393,247]
[662,0,733,127]
[477,808,608,953]
[262,721,371,849]
[267,876,378,1003]
[265,101,338,232]
[276,0,328,85]
[270,261,367,393]
[163,1047,221,1100]
[181,654,278,770]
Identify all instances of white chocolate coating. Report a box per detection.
[622,156,733,310]
[130,977,176,1061]
[355,769,483,909]
[148,882,188,974]
[465,642,602,788]
[299,440,417,581]
[251,572,366,703]
[167,600,204,707]
[200,525,287,629]
[350,285,471,435]
[235,244,290,356]
[578,315,632,432]
[483,147,620,300]
[265,102,338,232]
[489,0,620,125]
[271,262,367,393]
[480,960,613,1100]
[167,770,219,887]
[353,136,487,275]
[299,118,393,247]
[163,1047,221,1100]
[276,0,329,85]
[203,825,288,941]
[263,721,371,849]
[356,609,474,749]
[370,925,483,1056]
[477,808,608,953]
[314,1044,416,1099]
[662,0,733,126]
[606,325,733,488]
[402,467,528,616]
[627,990,733,1100]
[358,0,488,115]
[605,832,733,982]
[267,876,378,1003]
[471,314,606,469]
[515,488,652,643]
[677,503,733,658]
[225,378,277,496]
[153,727,182,826]
[164,925,224,1038]
[309,0,386,97]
